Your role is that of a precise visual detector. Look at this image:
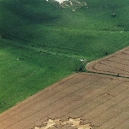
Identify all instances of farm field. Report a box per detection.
[1,0,129,113]
[86,46,129,77]
[1,0,129,125]
[0,73,129,129]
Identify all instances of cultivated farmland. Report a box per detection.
[0,73,129,129]
[1,0,129,113]
[1,0,129,128]
[86,47,129,77]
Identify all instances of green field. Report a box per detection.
[0,0,129,113]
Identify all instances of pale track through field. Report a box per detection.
[0,47,129,129]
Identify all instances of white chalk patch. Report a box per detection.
[46,0,88,10]
[54,0,69,4]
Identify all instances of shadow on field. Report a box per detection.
[0,0,60,40]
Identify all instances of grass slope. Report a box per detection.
[0,0,129,113]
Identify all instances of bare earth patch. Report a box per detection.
[0,72,129,129]
[46,0,87,11]
[35,118,92,129]
[86,47,129,77]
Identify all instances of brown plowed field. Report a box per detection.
[0,73,129,129]
[86,47,129,77]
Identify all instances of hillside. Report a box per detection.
[0,0,129,113]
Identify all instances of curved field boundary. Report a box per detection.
[86,47,129,77]
[0,73,129,129]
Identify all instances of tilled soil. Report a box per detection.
[86,47,129,77]
[0,73,129,129]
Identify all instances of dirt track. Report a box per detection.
[0,47,129,129]
[86,47,129,77]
